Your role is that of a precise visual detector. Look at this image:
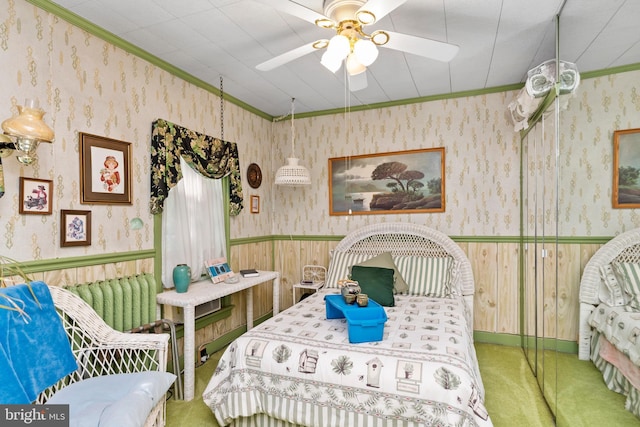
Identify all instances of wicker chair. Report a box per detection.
[37,285,171,427]
[579,228,640,360]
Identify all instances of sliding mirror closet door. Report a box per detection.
[521,100,559,418]
[541,103,559,418]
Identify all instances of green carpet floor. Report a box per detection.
[166,343,640,426]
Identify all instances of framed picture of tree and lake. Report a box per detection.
[613,128,640,208]
[329,147,445,216]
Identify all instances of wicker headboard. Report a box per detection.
[579,227,640,360]
[333,222,475,301]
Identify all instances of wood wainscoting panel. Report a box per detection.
[497,242,520,334]
[274,239,301,309]
[468,242,498,333]
[557,243,582,341]
[229,238,610,348]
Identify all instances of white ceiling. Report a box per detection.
[46,0,640,117]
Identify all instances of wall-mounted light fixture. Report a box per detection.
[508,60,581,131]
[0,99,54,165]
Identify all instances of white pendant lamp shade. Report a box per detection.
[326,35,350,61]
[346,53,366,76]
[353,39,378,66]
[275,98,311,187]
[275,157,311,186]
[321,50,342,73]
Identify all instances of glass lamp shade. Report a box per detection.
[346,53,366,76]
[326,35,350,61]
[321,51,342,73]
[1,104,54,143]
[353,39,378,66]
[275,158,311,186]
[525,60,555,98]
[1,101,54,165]
[525,59,580,98]
[558,61,580,94]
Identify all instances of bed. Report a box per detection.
[203,222,492,426]
[579,227,640,418]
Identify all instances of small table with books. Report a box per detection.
[157,270,280,401]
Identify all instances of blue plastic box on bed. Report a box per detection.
[324,294,387,343]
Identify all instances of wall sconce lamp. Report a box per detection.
[0,99,54,165]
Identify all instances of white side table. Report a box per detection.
[292,265,326,303]
[157,270,280,401]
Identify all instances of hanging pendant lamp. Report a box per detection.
[275,98,311,186]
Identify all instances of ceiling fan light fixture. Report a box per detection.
[321,51,342,73]
[326,34,350,61]
[346,53,366,76]
[353,38,378,66]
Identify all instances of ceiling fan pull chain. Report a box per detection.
[220,76,224,142]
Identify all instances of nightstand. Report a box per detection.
[293,264,327,303]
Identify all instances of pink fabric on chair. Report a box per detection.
[599,335,640,390]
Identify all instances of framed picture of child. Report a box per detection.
[19,177,53,215]
[60,209,91,247]
[79,132,132,204]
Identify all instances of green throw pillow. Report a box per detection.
[350,265,395,307]
[352,252,409,293]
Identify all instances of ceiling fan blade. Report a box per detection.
[256,41,319,71]
[381,31,459,62]
[348,72,368,92]
[260,0,332,26]
[357,0,407,24]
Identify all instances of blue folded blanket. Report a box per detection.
[0,282,78,403]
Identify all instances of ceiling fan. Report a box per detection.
[256,0,459,91]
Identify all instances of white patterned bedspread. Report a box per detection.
[203,289,492,427]
[589,304,640,365]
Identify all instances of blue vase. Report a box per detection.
[173,264,191,293]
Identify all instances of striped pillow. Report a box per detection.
[612,262,640,310]
[325,251,371,288]
[599,264,627,306]
[393,255,454,297]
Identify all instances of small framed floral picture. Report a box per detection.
[19,177,53,215]
[60,210,92,247]
[250,195,260,213]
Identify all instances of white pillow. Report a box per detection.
[393,255,454,297]
[47,371,176,427]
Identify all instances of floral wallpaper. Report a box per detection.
[0,0,272,263]
[270,94,521,237]
[559,70,640,236]
[270,70,640,238]
[1,0,639,269]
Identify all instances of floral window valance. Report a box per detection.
[150,118,243,215]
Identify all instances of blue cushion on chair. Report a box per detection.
[47,371,176,427]
[0,282,78,404]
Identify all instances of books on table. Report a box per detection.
[239,269,259,277]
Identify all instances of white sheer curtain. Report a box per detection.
[162,156,227,288]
